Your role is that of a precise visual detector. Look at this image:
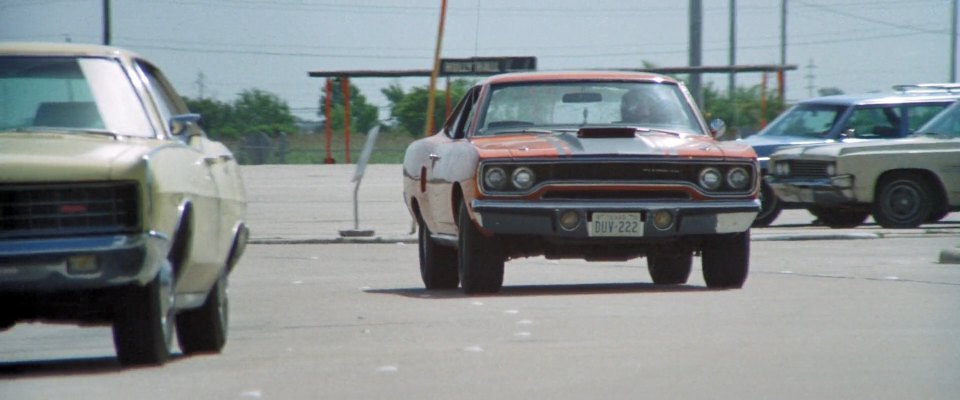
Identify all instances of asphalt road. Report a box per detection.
[2,165,959,399]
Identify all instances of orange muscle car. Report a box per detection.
[403,71,759,293]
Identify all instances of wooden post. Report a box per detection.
[424,0,448,136]
[760,72,769,129]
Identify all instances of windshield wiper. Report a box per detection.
[631,126,683,137]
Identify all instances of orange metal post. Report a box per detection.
[324,78,335,164]
[341,77,351,164]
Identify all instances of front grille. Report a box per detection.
[480,159,757,196]
[0,182,140,239]
[542,189,691,201]
[788,161,831,178]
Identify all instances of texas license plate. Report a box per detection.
[588,212,644,237]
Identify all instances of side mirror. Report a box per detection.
[708,118,727,138]
[169,113,202,137]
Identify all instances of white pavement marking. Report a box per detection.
[377,365,399,373]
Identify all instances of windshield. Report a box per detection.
[0,56,154,137]
[758,103,845,138]
[915,101,960,138]
[476,81,704,136]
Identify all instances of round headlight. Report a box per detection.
[483,167,507,191]
[699,167,722,191]
[826,163,836,176]
[726,167,750,190]
[511,167,535,190]
[776,162,790,176]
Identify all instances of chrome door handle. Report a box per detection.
[429,154,441,161]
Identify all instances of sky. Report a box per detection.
[1,0,956,122]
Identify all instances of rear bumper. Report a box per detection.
[471,199,759,238]
[0,232,168,292]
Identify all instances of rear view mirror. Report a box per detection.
[562,92,602,103]
[709,118,727,138]
[169,113,202,137]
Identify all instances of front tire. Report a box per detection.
[647,252,692,285]
[418,218,459,289]
[457,201,504,294]
[176,270,229,355]
[701,231,750,289]
[113,260,175,366]
[752,181,782,227]
[872,172,933,228]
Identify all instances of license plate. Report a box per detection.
[588,212,644,237]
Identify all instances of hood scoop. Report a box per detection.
[577,127,636,139]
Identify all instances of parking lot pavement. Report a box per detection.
[241,165,960,256]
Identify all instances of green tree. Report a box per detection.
[184,89,296,139]
[317,81,380,134]
[384,79,473,136]
[701,83,786,137]
[233,89,297,135]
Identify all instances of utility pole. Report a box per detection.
[780,0,788,97]
[102,0,111,45]
[195,72,207,99]
[728,0,737,96]
[951,0,957,82]
[804,59,816,98]
[688,0,703,106]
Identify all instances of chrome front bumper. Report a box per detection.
[767,175,857,206]
[0,232,168,291]
[471,199,759,238]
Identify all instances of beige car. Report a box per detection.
[0,42,248,366]
[766,98,960,228]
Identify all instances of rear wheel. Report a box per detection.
[809,207,870,228]
[176,270,229,355]
[113,260,175,366]
[647,252,692,285]
[701,231,750,289]
[418,218,459,289]
[457,201,504,294]
[872,172,933,228]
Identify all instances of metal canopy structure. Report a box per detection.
[307,62,798,163]
[307,63,797,79]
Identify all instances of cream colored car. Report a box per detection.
[767,98,960,228]
[0,42,248,366]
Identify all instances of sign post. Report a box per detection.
[338,126,381,237]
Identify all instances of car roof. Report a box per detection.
[482,71,678,86]
[0,42,138,60]
[796,91,960,107]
